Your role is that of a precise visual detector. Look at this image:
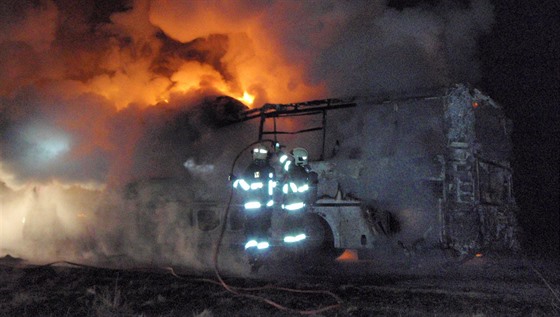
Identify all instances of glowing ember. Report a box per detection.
[336,249,359,262]
[475,253,483,257]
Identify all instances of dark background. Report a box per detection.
[478,0,559,256]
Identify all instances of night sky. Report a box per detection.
[478,0,559,255]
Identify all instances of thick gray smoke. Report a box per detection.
[306,0,494,96]
[0,0,494,268]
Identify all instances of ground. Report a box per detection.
[0,252,559,316]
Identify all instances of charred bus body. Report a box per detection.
[117,84,520,266]
[225,84,520,259]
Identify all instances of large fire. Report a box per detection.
[60,0,328,110]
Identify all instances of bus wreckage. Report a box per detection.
[121,84,520,268]
[221,84,520,261]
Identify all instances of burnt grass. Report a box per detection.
[1,256,559,317]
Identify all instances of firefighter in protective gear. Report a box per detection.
[280,147,312,245]
[232,144,276,269]
[277,145,292,176]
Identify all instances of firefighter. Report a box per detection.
[267,143,290,241]
[232,144,276,271]
[272,143,292,197]
[281,147,312,246]
[272,142,289,176]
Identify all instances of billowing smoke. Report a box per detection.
[0,0,494,268]
[149,0,493,97]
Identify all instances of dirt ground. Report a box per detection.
[0,252,559,316]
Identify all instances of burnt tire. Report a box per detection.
[303,214,344,262]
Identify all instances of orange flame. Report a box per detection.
[336,249,359,262]
[71,2,327,111]
[240,91,255,106]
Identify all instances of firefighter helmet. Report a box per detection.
[291,147,308,166]
[252,144,268,160]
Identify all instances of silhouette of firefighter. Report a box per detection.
[232,144,276,271]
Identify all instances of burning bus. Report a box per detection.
[10,84,519,268]
[209,83,520,263]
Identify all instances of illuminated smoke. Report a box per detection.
[0,0,494,267]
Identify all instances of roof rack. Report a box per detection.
[227,98,357,160]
